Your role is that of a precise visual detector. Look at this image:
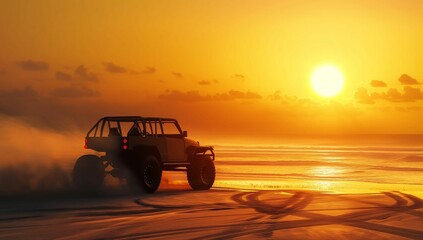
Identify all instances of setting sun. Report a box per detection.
[311,65,345,98]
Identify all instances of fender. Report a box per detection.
[188,146,215,162]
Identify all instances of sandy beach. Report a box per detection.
[1,187,422,239]
[0,144,422,239]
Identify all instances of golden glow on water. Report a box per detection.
[309,166,345,177]
[321,156,345,162]
[214,179,423,198]
[167,144,423,198]
[313,181,334,190]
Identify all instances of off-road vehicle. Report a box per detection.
[73,116,215,193]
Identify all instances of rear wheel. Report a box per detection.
[136,155,162,193]
[187,156,215,190]
[73,155,104,193]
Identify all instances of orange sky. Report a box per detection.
[0,0,422,143]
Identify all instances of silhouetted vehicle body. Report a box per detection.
[73,116,215,193]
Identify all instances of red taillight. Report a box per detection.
[123,138,128,149]
[84,138,88,149]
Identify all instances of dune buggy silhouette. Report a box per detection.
[73,116,215,193]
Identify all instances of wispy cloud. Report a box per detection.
[159,90,262,102]
[233,74,245,80]
[0,86,102,131]
[354,87,374,104]
[370,80,387,87]
[74,65,98,82]
[55,71,72,81]
[198,80,211,85]
[55,65,99,82]
[172,72,183,78]
[17,60,49,71]
[51,85,100,98]
[355,86,423,104]
[140,67,156,74]
[197,80,218,85]
[103,62,126,74]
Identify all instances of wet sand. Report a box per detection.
[1,187,422,239]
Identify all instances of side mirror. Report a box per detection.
[183,131,188,137]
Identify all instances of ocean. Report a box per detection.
[210,136,423,196]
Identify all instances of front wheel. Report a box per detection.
[187,156,215,190]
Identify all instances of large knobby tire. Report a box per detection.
[137,155,162,193]
[187,156,215,190]
[73,155,104,193]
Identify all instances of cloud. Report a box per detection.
[198,80,211,85]
[233,74,245,79]
[55,71,72,81]
[0,85,108,132]
[198,80,218,85]
[370,80,387,87]
[103,62,126,74]
[399,74,420,85]
[269,91,283,101]
[56,65,99,82]
[218,90,262,100]
[268,91,300,104]
[159,90,262,102]
[51,85,100,98]
[0,86,63,129]
[0,86,39,116]
[381,88,403,102]
[172,72,183,78]
[160,90,208,101]
[17,60,49,71]
[354,87,374,104]
[0,86,40,122]
[355,86,423,104]
[74,65,98,81]
[402,86,423,101]
[141,67,156,74]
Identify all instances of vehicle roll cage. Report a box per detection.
[86,116,184,137]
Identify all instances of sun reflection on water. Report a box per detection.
[309,166,345,177]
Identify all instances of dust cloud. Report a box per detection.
[0,118,84,196]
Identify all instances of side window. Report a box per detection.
[162,121,181,135]
[101,121,121,137]
[145,121,152,135]
[127,122,144,137]
[145,120,162,135]
[121,121,139,137]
